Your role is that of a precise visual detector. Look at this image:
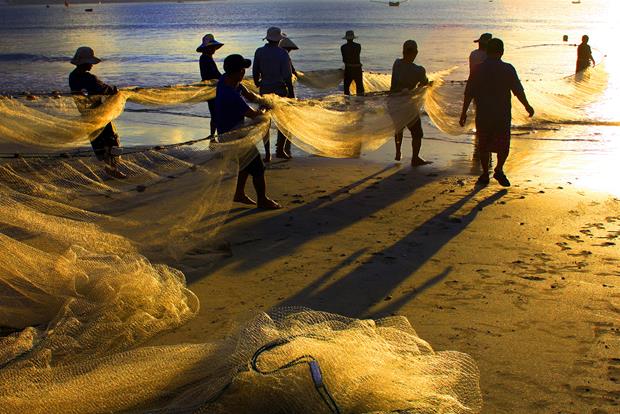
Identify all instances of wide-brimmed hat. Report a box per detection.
[196,34,224,52]
[343,30,356,40]
[264,27,286,42]
[279,37,298,50]
[223,54,252,74]
[70,46,101,65]
[474,33,492,44]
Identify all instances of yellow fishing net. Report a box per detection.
[0,61,611,413]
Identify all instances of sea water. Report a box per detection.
[0,0,619,193]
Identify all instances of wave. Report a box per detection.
[0,53,68,63]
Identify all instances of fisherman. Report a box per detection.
[69,46,126,179]
[253,27,295,161]
[459,38,535,187]
[216,54,281,209]
[197,33,224,137]
[341,30,364,96]
[576,35,595,73]
[469,33,492,76]
[390,40,432,166]
[279,37,299,77]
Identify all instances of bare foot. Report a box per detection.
[411,157,433,167]
[263,154,271,163]
[275,151,291,160]
[257,198,282,210]
[395,151,401,161]
[233,194,256,205]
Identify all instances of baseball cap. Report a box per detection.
[223,54,251,73]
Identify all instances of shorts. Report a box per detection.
[396,117,423,139]
[91,122,120,161]
[241,147,265,177]
[476,130,511,154]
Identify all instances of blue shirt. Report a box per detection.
[465,57,524,134]
[252,44,293,90]
[214,77,251,134]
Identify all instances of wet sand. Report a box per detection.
[151,136,620,413]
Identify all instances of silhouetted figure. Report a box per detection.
[341,30,364,96]
[469,33,492,77]
[460,38,534,187]
[279,37,299,77]
[197,33,224,137]
[576,35,595,73]
[215,54,280,209]
[69,46,125,179]
[253,27,295,161]
[391,40,431,166]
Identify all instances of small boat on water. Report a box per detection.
[371,0,408,6]
[572,0,581,3]
[84,8,93,12]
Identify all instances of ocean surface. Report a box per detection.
[1,0,619,194]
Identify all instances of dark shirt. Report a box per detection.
[69,69,117,96]
[214,77,251,134]
[465,58,524,134]
[576,43,593,71]
[341,42,362,66]
[390,59,428,92]
[253,44,293,90]
[199,54,222,81]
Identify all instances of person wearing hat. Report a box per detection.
[253,27,295,161]
[197,34,225,137]
[469,33,492,76]
[68,46,126,179]
[576,35,595,73]
[390,40,431,166]
[215,54,281,210]
[341,30,364,96]
[460,38,535,187]
[279,37,299,77]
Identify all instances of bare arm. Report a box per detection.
[514,90,535,117]
[459,94,474,127]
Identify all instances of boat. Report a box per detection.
[389,1,400,5]
[572,0,581,3]
[371,0,408,6]
[85,8,93,12]
[64,0,69,7]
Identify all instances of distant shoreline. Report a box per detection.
[3,1,215,5]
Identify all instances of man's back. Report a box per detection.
[252,44,292,89]
[466,58,524,133]
[69,70,115,95]
[469,49,487,75]
[390,58,427,92]
[341,42,361,66]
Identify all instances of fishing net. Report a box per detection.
[0,308,482,414]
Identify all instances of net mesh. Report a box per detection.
[0,60,610,413]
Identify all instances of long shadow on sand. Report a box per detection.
[184,162,441,283]
[277,188,507,318]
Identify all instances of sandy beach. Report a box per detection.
[149,144,620,413]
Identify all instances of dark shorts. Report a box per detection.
[91,122,120,160]
[241,147,265,177]
[476,130,511,153]
[397,117,423,139]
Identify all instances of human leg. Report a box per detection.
[394,130,404,161]
[409,119,431,166]
[354,68,364,96]
[343,68,352,96]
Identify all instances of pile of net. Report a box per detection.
[1,307,482,414]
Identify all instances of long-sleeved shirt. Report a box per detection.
[341,42,362,67]
[199,54,222,81]
[69,69,117,96]
[253,44,293,91]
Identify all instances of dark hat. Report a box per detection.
[343,30,357,40]
[223,54,251,73]
[474,33,492,44]
[486,38,504,54]
[196,34,224,53]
